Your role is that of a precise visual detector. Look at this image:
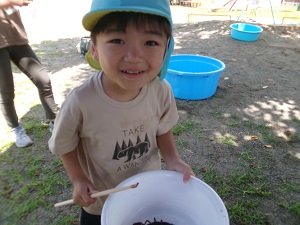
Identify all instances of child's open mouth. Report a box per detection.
[122,70,145,79]
[122,70,144,75]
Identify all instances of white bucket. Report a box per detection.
[101,170,229,225]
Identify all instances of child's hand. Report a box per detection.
[11,0,32,7]
[168,160,195,183]
[16,0,32,6]
[72,178,98,207]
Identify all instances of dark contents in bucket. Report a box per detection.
[133,217,174,225]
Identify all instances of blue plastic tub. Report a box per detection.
[165,54,226,100]
[230,23,263,42]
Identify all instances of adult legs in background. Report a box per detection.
[9,44,57,121]
[0,47,19,128]
[0,46,32,147]
[0,45,57,147]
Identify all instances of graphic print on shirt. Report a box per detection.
[112,133,150,163]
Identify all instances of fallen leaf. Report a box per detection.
[264,145,273,148]
[266,124,275,129]
[251,136,259,140]
[201,167,206,173]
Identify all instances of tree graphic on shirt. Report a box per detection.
[112,134,151,162]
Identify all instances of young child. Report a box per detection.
[49,0,194,224]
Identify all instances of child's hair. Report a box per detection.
[91,12,171,44]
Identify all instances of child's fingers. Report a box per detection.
[183,169,194,183]
[184,163,195,182]
[183,173,190,183]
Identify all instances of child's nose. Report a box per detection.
[123,45,143,63]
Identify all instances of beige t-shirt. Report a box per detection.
[49,72,179,215]
[0,9,28,49]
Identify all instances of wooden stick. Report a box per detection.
[54,183,139,208]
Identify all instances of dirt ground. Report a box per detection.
[1,3,300,225]
[171,20,300,225]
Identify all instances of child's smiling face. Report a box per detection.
[90,13,170,101]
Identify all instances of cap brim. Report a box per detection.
[83,11,110,31]
[86,50,101,70]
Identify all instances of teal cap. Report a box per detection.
[82,0,174,81]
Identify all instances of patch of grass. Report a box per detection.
[226,118,284,146]
[288,202,300,218]
[243,121,276,137]
[1,153,70,222]
[0,120,76,224]
[255,123,281,146]
[176,139,188,147]
[0,142,13,153]
[229,200,267,225]
[207,170,271,223]
[240,150,256,161]
[172,120,196,135]
[195,157,298,225]
[231,114,241,120]
[217,135,237,147]
[225,121,240,127]
[212,110,223,118]
[278,202,300,219]
[52,217,78,225]
[278,179,300,193]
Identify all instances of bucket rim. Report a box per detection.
[167,54,226,76]
[230,23,263,33]
[101,170,230,224]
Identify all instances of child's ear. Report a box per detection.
[91,42,99,60]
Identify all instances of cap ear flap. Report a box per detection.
[159,35,174,81]
[85,44,102,70]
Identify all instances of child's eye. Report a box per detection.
[145,41,158,46]
[111,39,124,44]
